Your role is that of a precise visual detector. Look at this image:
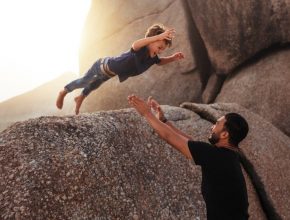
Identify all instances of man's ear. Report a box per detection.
[221,130,229,139]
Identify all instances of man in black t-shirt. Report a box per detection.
[128,95,249,220]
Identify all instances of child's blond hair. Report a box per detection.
[145,24,172,47]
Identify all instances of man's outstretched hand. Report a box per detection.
[128,94,152,117]
[129,95,192,160]
[147,96,166,121]
[128,95,167,123]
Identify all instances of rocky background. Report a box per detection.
[1,0,290,219]
[0,73,76,132]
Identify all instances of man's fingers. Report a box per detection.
[129,99,140,110]
[128,94,139,102]
[151,98,159,106]
[128,95,152,114]
[127,94,136,100]
[129,95,146,107]
[150,99,158,111]
[147,96,153,106]
[128,98,135,106]
[128,94,140,107]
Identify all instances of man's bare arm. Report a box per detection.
[144,113,193,159]
[128,95,192,159]
[148,97,193,140]
[163,121,194,140]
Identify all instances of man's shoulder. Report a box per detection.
[188,140,216,155]
[188,141,215,165]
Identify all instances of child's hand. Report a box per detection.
[159,28,175,41]
[173,52,185,61]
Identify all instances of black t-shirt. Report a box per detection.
[188,141,249,220]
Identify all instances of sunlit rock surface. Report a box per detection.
[216,48,290,136]
[0,73,75,132]
[187,0,290,73]
[0,107,206,219]
[2,103,289,219]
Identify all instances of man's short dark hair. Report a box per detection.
[224,113,249,147]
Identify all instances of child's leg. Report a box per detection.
[74,94,86,115]
[74,74,110,115]
[56,60,101,109]
[64,70,98,93]
[56,73,93,110]
[56,89,68,109]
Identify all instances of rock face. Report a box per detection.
[78,0,290,143]
[79,0,203,113]
[2,104,289,219]
[0,107,206,220]
[181,102,290,219]
[216,48,290,136]
[201,74,225,104]
[186,0,290,74]
[2,0,290,218]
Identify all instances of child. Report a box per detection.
[56,23,184,114]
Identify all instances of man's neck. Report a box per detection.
[215,142,239,152]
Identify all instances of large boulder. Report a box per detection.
[186,0,290,74]
[0,107,206,220]
[0,105,271,219]
[79,0,203,113]
[215,48,290,136]
[182,102,290,219]
[201,74,225,104]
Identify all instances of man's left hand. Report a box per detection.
[128,95,151,117]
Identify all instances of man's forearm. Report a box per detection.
[164,121,193,140]
[143,113,192,159]
[128,94,192,159]
[144,112,175,141]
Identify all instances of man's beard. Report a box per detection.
[208,132,219,145]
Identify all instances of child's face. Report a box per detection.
[147,40,168,58]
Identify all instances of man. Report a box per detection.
[128,95,249,220]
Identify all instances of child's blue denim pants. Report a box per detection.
[65,59,110,96]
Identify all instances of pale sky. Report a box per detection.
[0,0,91,102]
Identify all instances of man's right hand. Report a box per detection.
[131,96,192,160]
[147,96,166,122]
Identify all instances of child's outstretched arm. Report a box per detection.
[157,52,184,65]
[132,28,175,51]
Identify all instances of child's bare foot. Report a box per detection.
[56,89,68,109]
[74,95,85,115]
